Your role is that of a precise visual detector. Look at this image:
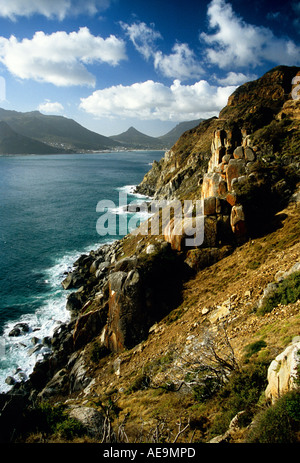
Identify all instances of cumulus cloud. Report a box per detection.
[216,71,257,86]
[201,0,300,68]
[79,79,236,121]
[0,27,126,87]
[38,100,64,114]
[0,0,111,21]
[154,43,204,80]
[121,21,203,80]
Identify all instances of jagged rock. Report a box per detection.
[8,323,30,337]
[38,368,69,399]
[69,351,92,392]
[265,338,300,404]
[5,376,16,386]
[66,291,84,318]
[73,303,108,350]
[62,270,84,290]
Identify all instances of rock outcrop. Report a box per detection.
[265,337,300,404]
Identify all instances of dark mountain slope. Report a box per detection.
[0,109,121,152]
[0,121,63,154]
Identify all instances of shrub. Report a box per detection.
[193,375,221,403]
[258,271,300,315]
[208,362,268,439]
[247,391,300,443]
[244,340,267,360]
[54,417,85,440]
[23,402,85,440]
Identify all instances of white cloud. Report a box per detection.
[0,27,126,87]
[201,0,300,68]
[0,0,111,21]
[216,71,257,86]
[154,43,203,80]
[121,21,162,60]
[122,21,203,80]
[38,100,64,114]
[79,79,236,121]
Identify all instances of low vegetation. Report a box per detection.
[258,271,300,315]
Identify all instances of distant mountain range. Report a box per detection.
[109,119,203,150]
[0,107,203,154]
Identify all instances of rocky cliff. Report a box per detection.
[1,66,300,444]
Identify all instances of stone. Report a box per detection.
[8,323,30,337]
[230,205,247,241]
[202,172,223,199]
[226,159,246,191]
[233,146,244,159]
[218,180,227,196]
[226,192,237,206]
[73,304,108,350]
[204,197,216,215]
[68,406,105,438]
[244,147,256,162]
[146,244,156,254]
[69,351,92,392]
[62,270,84,290]
[38,368,69,398]
[265,339,300,404]
[5,376,16,385]
[222,154,232,164]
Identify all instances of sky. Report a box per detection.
[0,0,299,137]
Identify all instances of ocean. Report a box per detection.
[0,150,164,392]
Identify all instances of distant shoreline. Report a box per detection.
[0,149,166,157]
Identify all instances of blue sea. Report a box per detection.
[0,150,164,392]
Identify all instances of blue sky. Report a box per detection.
[0,0,299,137]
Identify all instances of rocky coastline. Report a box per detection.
[1,65,300,443]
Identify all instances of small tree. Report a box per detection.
[170,323,239,400]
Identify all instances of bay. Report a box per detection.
[0,150,164,391]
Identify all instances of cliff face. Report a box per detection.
[138,66,300,249]
[2,66,300,444]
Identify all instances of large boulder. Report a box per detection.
[265,337,300,404]
[226,159,246,191]
[68,406,105,438]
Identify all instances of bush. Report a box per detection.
[193,375,221,403]
[258,271,300,315]
[208,362,268,438]
[23,402,85,440]
[244,340,267,360]
[247,391,300,443]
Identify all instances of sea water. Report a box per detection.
[0,150,164,392]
